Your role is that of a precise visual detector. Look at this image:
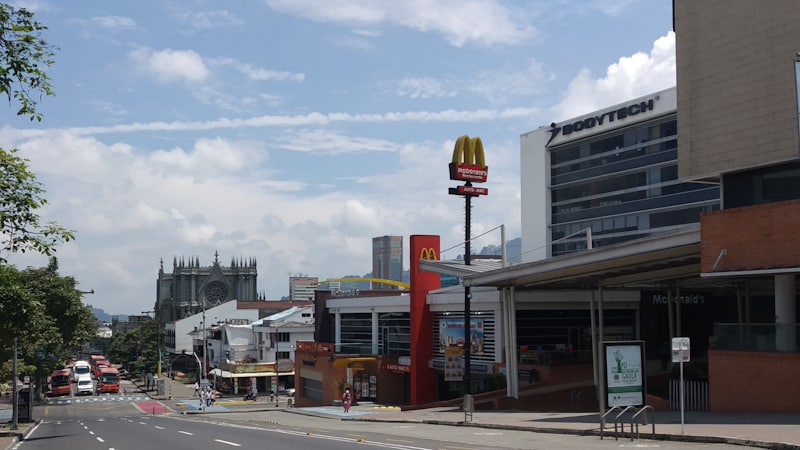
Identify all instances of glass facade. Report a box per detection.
[548,116,719,256]
[338,311,410,356]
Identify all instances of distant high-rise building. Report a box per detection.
[372,235,403,290]
[289,275,318,301]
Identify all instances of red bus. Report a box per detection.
[96,367,120,394]
[49,369,72,397]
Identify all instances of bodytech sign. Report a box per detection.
[546,89,674,147]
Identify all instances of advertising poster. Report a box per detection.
[604,341,646,408]
[439,319,485,355]
[444,346,463,382]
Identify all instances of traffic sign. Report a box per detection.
[671,337,690,363]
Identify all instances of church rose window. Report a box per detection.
[205,281,228,305]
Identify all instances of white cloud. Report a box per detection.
[552,31,676,120]
[91,15,136,30]
[396,77,457,99]
[276,129,399,155]
[171,9,244,30]
[234,64,305,82]
[129,47,209,84]
[264,0,535,47]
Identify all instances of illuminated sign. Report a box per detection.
[419,247,438,261]
[448,135,489,197]
[449,135,488,183]
[449,185,488,196]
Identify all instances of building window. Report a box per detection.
[276,351,290,360]
[340,313,372,354]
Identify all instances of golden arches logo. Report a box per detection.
[419,248,438,261]
[449,135,488,183]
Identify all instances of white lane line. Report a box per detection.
[89,431,95,435]
[96,437,104,442]
[178,431,193,435]
[213,439,241,447]
[139,421,147,425]
[154,426,165,430]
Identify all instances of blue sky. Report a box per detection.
[1,0,676,314]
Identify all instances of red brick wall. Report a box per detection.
[709,350,800,412]
[700,200,800,273]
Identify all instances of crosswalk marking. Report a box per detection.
[48,396,150,405]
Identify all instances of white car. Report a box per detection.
[76,374,94,395]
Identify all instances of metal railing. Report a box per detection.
[669,379,708,411]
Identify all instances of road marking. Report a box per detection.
[155,426,165,429]
[89,431,95,435]
[473,432,502,435]
[139,421,147,425]
[179,430,193,435]
[213,439,242,447]
[96,437,104,442]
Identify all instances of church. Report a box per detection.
[155,251,259,324]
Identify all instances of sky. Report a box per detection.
[0,0,676,315]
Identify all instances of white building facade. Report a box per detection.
[521,87,719,261]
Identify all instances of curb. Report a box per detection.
[1,419,40,450]
[277,408,800,450]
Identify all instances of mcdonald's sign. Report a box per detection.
[449,135,488,183]
[419,248,438,261]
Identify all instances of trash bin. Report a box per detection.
[463,394,474,422]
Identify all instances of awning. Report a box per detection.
[210,368,295,378]
[333,357,376,368]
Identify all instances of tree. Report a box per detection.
[0,3,56,121]
[0,5,71,263]
[108,319,161,377]
[0,259,97,398]
[0,148,74,263]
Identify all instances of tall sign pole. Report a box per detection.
[448,135,488,395]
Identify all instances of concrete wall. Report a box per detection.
[675,0,800,182]
[709,350,800,412]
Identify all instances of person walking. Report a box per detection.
[342,389,352,413]
[194,381,200,396]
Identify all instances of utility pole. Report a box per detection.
[11,337,17,430]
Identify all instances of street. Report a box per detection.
[18,398,766,450]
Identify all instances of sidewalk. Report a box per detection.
[287,403,800,449]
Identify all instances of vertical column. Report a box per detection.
[371,311,379,355]
[334,312,342,353]
[775,274,796,352]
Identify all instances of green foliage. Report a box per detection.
[108,319,161,377]
[0,358,37,384]
[0,3,56,121]
[0,148,75,263]
[0,259,98,381]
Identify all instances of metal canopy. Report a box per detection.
[459,224,708,291]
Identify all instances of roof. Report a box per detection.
[421,224,723,291]
[251,306,312,326]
